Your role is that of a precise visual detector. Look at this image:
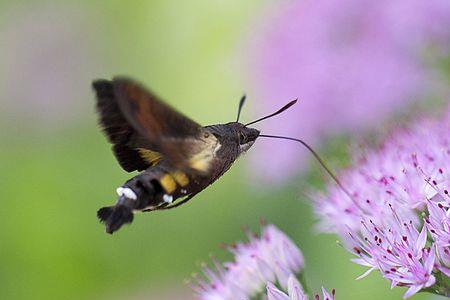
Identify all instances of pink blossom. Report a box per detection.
[266,276,308,300]
[194,225,335,299]
[266,275,335,300]
[349,208,436,298]
[314,111,450,297]
[426,198,450,277]
[194,225,304,300]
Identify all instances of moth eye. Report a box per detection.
[238,132,246,142]
[203,132,210,138]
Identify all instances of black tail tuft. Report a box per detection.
[97,206,114,223]
[97,205,134,234]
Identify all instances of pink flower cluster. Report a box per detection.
[314,111,450,297]
[194,225,333,300]
[267,275,335,300]
[248,0,450,180]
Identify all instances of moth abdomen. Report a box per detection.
[97,166,197,233]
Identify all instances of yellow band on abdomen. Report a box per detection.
[171,171,190,187]
[160,174,177,193]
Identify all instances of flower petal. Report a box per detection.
[267,282,290,300]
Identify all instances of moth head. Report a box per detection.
[235,124,260,152]
[205,122,259,153]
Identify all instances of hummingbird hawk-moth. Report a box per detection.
[93,77,342,234]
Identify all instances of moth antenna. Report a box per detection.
[258,134,355,204]
[245,99,297,127]
[236,94,246,122]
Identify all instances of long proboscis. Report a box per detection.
[258,134,354,200]
[244,99,298,127]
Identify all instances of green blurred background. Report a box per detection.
[0,1,441,299]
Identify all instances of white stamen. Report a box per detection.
[116,187,137,200]
[181,189,187,194]
[163,194,173,203]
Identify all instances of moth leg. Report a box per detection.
[142,194,196,212]
[161,194,197,210]
[142,201,169,212]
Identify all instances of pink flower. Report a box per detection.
[266,276,308,300]
[194,225,335,299]
[313,111,450,297]
[194,225,304,300]
[426,198,450,277]
[247,0,450,180]
[266,275,335,300]
[350,208,436,298]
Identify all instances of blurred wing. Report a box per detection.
[93,77,217,173]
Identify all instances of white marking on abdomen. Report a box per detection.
[116,187,137,200]
[163,194,173,203]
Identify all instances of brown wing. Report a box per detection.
[93,77,217,173]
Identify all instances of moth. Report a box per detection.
[93,77,341,234]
